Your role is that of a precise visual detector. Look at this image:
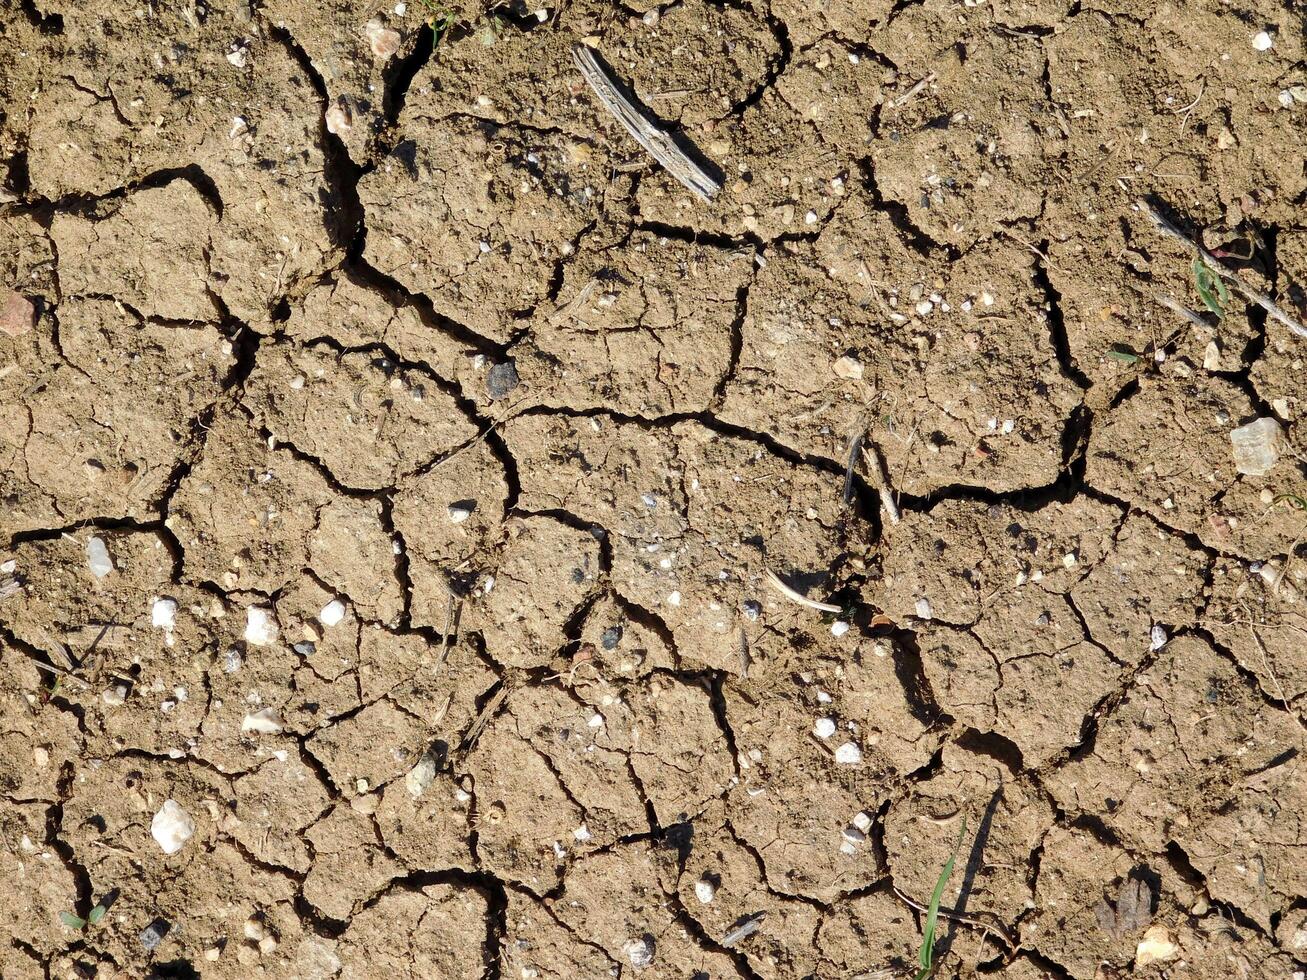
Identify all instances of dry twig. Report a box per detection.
[1136,198,1307,340]
[862,443,901,525]
[573,43,721,201]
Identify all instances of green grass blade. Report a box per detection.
[87,904,107,926]
[59,911,86,930]
[914,816,968,979]
[1192,259,1226,317]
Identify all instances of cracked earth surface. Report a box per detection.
[1,0,1306,977]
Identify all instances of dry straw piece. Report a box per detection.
[572,43,722,202]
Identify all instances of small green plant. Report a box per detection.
[1273,493,1307,511]
[59,903,108,931]
[413,0,457,43]
[1105,346,1140,365]
[915,816,968,980]
[1191,258,1230,318]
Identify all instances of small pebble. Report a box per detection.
[223,648,243,673]
[831,620,850,637]
[325,102,352,135]
[0,289,35,337]
[1251,30,1274,51]
[601,625,622,650]
[486,360,520,400]
[666,591,681,607]
[852,810,872,832]
[102,684,128,706]
[914,597,933,620]
[245,606,279,646]
[573,824,592,841]
[832,354,864,380]
[813,717,837,739]
[741,600,761,621]
[366,19,402,58]
[243,916,267,941]
[841,825,866,843]
[448,502,474,524]
[1230,417,1283,476]
[258,935,279,955]
[834,741,862,765]
[694,878,716,904]
[319,599,347,627]
[1149,624,1168,651]
[151,597,178,630]
[622,937,655,969]
[139,918,171,952]
[86,536,114,578]
[151,800,196,854]
[241,707,284,734]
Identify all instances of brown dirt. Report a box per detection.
[1,0,1305,977]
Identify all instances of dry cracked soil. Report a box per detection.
[1,0,1306,978]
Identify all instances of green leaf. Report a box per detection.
[87,904,107,926]
[59,911,86,930]
[914,816,968,980]
[1106,348,1140,365]
[1192,259,1228,317]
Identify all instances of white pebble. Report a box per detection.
[1149,624,1168,651]
[150,800,196,854]
[623,937,655,969]
[841,825,866,843]
[915,299,934,316]
[588,713,605,728]
[694,878,716,904]
[1251,31,1273,51]
[1001,419,1016,434]
[244,606,279,646]
[666,591,682,607]
[804,210,819,225]
[151,597,178,630]
[915,598,933,620]
[319,599,347,627]
[834,741,863,765]
[853,810,872,832]
[573,824,592,842]
[831,620,850,637]
[813,717,837,739]
[86,537,114,578]
[241,707,284,734]
[102,684,128,706]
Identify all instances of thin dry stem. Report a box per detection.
[763,568,842,614]
[1136,198,1307,340]
[573,43,721,201]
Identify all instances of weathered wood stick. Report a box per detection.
[572,43,722,202]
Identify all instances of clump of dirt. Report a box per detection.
[2,0,1305,976]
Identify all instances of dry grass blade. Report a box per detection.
[763,568,842,614]
[572,43,722,202]
[1136,198,1307,340]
